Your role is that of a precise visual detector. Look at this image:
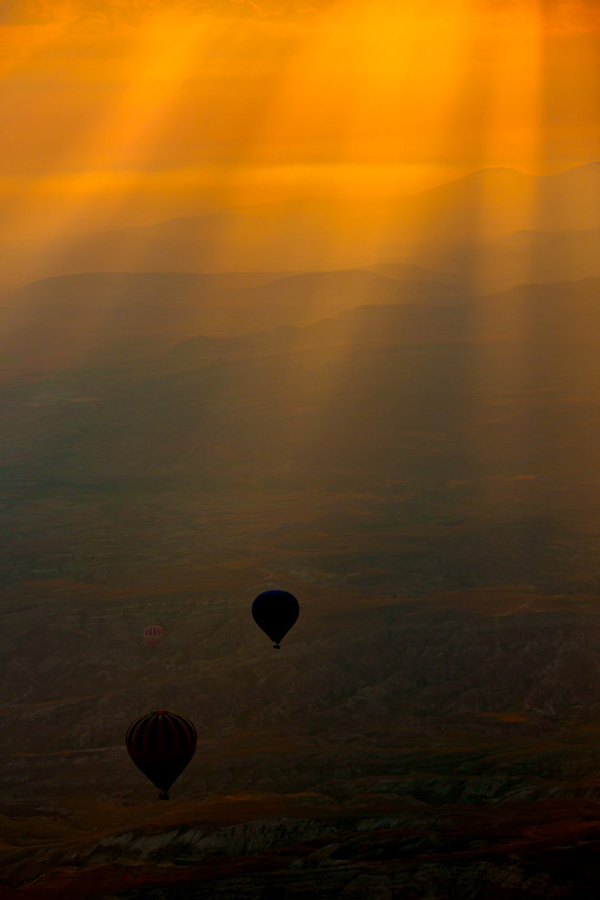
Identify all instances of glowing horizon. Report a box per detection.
[0,0,598,245]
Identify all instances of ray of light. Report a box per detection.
[1,0,599,374]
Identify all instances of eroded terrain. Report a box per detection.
[3,270,600,897]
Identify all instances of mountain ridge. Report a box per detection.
[1,162,599,289]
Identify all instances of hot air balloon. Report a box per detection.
[143,625,164,649]
[252,589,299,649]
[126,711,197,800]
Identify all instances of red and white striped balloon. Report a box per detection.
[143,625,164,649]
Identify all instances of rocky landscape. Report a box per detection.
[4,572,600,898]
[3,258,600,897]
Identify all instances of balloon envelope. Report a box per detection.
[252,589,299,648]
[126,710,197,799]
[143,625,164,648]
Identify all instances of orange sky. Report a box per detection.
[0,0,599,239]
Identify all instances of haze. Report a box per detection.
[2,2,600,899]
[1,0,599,241]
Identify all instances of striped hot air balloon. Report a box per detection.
[143,625,164,649]
[126,710,197,800]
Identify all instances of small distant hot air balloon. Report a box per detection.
[252,589,299,649]
[143,625,164,649]
[126,710,197,800]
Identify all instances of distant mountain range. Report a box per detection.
[406,162,600,236]
[3,266,600,376]
[447,226,600,292]
[0,266,463,372]
[163,276,600,380]
[1,163,599,290]
[3,273,600,486]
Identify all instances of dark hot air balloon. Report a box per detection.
[143,625,164,648]
[126,710,197,799]
[252,589,299,649]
